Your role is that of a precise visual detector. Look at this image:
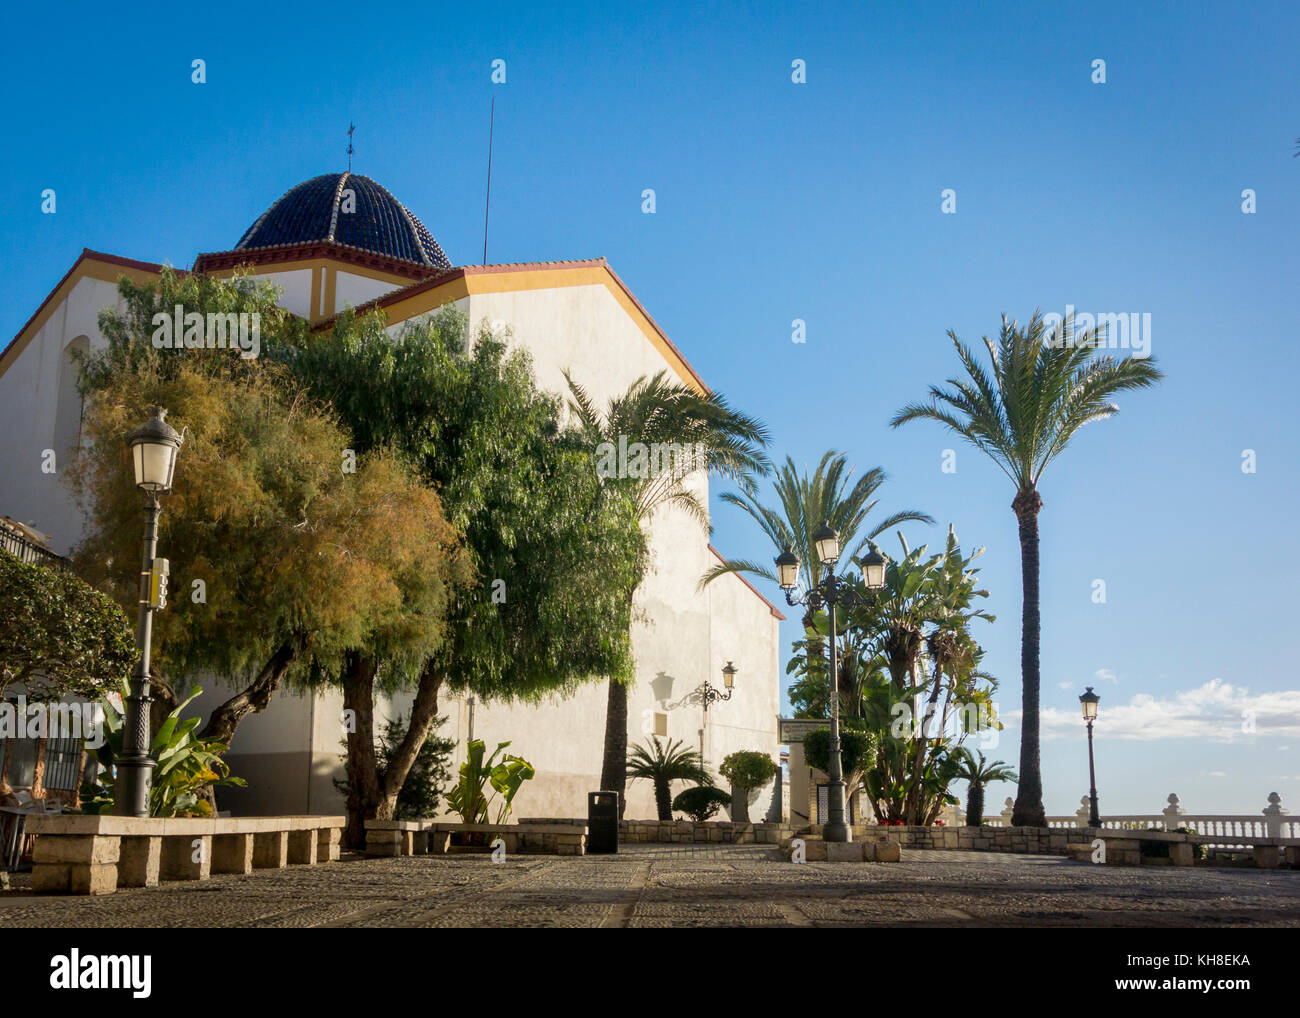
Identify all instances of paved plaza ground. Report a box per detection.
[3,844,1298,928]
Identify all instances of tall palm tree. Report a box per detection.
[892,311,1163,825]
[955,749,1018,827]
[565,370,770,816]
[626,737,710,821]
[700,451,932,593]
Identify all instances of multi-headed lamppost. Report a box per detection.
[1079,686,1101,827]
[116,407,182,817]
[776,523,886,843]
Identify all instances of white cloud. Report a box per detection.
[1094,668,1118,684]
[1058,681,1073,690]
[1205,771,1227,777]
[1030,679,1300,742]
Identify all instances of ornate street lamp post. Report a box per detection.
[776,523,885,843]
[116,407,182,817]
[667,662,738,765]
[1079,686,1101,828]
[667,661,738,714]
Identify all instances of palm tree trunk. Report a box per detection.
[1011,488,1047,827]
[599,589,638,819]
[599,677,629,818]
[654,777,671,820]
[965,782,985,827]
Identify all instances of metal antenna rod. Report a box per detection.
[347,123,355,172]
[482,97,495,266]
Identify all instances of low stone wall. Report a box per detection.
[517,817,795,845]
[1068,830,1300,868]
[623,819,794,844]
[26,814,344,895]
[367,820,586,857]
[860,825,1087,855]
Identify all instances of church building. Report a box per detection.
[0,172,785,820]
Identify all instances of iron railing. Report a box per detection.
[0,520,66,569]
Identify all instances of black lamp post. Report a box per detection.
[776,523,886,843]
[116,407,182,818]
[667,662,738,768]
[1079,686,1101,828]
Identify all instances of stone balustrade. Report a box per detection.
[25,814,344,895]
[848,823,1299,869]
[984,792,1296,840]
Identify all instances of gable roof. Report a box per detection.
[310,257,711,396]
[0,249,169,375]
[708,545,787,620]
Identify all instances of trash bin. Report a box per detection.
[587,790,619,854]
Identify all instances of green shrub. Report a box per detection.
[673,785,733,823]
[1142,826,1206,861]
[445,739,535,824]
[719,751,778,792]
[334,713,455,819]
[801,727,873,780]
[81,682,244,817]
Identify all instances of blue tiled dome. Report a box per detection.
[235,173,451,269]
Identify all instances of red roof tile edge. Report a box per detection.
[708,544,787,620]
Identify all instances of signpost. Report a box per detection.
[778,717,830,744]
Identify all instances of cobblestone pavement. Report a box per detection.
[2,845,1298,927]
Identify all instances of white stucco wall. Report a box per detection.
[0,256,782,822]
[246,269,311,319]
[0,275,124,555]
[357,282,782,820]
[333,270,404,315]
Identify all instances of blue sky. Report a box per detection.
[3,1,1297,815]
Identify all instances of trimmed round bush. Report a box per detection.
[673,785,733,823]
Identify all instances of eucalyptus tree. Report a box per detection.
[564,370,770,815]
[293,309,647,843]
[891,311,1163,825]
[71,272,466,778]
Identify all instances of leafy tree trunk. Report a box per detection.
[378,665,444,815]
[342,651,381,850]
[148,669,177,737]
[731,785,749,823]
[198,637,302,745]
[1011,488,1046,827]
[965,782,985,827]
